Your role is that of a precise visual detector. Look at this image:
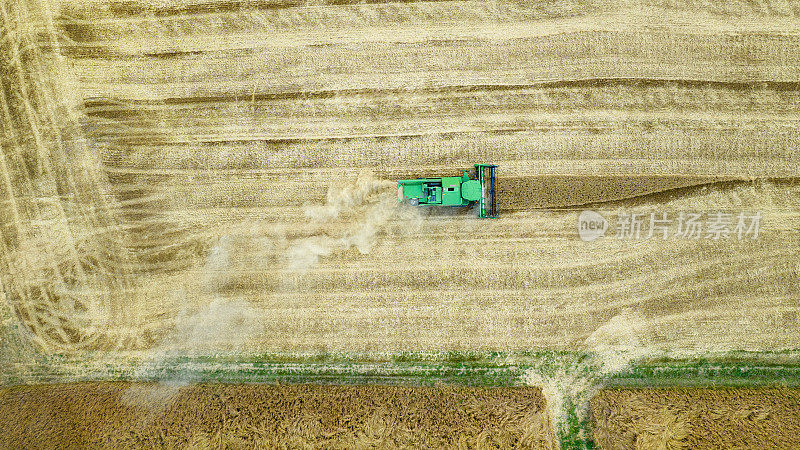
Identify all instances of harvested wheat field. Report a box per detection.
[1,0,798,355]
[592,388,800,449]
[2,0,800,446]
[0,382,555,448]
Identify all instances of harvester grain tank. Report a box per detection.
[396,164,498,218]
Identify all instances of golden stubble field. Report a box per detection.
[1,0,799,361]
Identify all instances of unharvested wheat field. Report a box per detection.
[0,383,555,449]
[1,0,800,446]
[592,387,800,449]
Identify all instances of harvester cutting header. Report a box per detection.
[397,164,498,218]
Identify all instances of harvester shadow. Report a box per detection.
[415,205,482,219]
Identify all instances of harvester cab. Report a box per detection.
[397,164,498,218]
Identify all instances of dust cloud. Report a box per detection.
[125,233,264,409]
[124,297,262,409]
[286,172,405,271]
[127,172,405,407]
[303,172,395,222]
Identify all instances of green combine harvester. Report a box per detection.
[397,164,498,218]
